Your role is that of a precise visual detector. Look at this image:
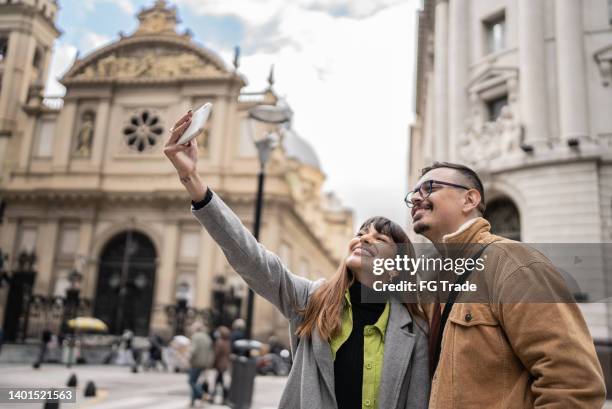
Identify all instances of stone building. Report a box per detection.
[410,0,612,378]
[0,0,353,341]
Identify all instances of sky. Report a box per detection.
[47,0,421,228]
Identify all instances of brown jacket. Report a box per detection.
[213,337,231,372]
[426,218,605,409]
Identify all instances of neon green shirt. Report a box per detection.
[330,290,390,409]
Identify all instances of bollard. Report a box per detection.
[84,381,96,397]
[66,374,77,388]
[43,399,59,409]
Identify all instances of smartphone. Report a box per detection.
[177,103,212,145]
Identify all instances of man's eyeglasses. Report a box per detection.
[404,180,470,208]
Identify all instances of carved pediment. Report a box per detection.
[468,66,519,96]
[66,43,224,83]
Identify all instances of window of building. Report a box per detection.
[486,94,509,122]
[32,47,42,68]
[35,118,56,158]
[58,226,79,258]
[0,37,8,62]
[484,198,520,241]
[179,230,200,260]
[123,110,163,152]
[484,12,506,55]
[18,225,38,253]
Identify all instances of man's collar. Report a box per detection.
[438,217,492,260]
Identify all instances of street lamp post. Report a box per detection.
[245,103,292,339]
[64,268,82,368]
[174,282,189,335]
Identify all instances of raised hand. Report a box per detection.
[164,111,207,202]
[164,111,198,179]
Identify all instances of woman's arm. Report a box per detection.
[164,112,317,320]
[191,188,317,319]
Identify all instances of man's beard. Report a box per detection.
[413,221,429,235]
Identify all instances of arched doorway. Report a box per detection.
[94,231,156,335]
[484,198,521,241]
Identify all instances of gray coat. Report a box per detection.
[192,192,430,409]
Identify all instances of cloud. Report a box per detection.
[81,32,113,53]
[175,0,407,22]
[45,42,78,96]
[43,30,110,96]
[223,1,421,225]
[300,0,408,18]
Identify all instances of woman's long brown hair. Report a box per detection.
[296,217,422,340]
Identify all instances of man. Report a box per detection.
[407,162,605,408]
[188,322,213,407]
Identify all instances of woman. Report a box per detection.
[210,326,231,403]
[164,111,429,409]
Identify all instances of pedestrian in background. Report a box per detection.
[229,318,245,354]
[33,328,52,369]
[188,321,213,407]
[120,329,140,373]
[210,326,231,403]
[146,333,167,371]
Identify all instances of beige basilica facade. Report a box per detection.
[0,0,353,341]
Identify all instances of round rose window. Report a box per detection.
[123,110,164,152]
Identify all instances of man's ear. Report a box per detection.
[463,189,482,213]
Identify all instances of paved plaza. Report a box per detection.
[0,364,286,409]
[3,364,612,408]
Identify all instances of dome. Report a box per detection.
[282,128,322,170]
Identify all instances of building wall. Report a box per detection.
[410,0,612,341]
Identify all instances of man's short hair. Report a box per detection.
[420,162,486,214]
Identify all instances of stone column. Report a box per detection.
[91,99,110,167]
[35,219,59,295]
[195,228,216,309]
[434,0,449,161]
[555,0,589,141]
[518,0,549,146]
[448,0,469,161]
[77,221,95,299]
[52,100,77,171]
[0,31,36,130]
[0,218,18,261]
[151,222,179,329]
[17,115,38,171]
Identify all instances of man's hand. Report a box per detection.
[164,111,207,202]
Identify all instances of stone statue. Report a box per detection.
[75,112,95,156]
[498,105,520,153]
[74,50,220,80]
